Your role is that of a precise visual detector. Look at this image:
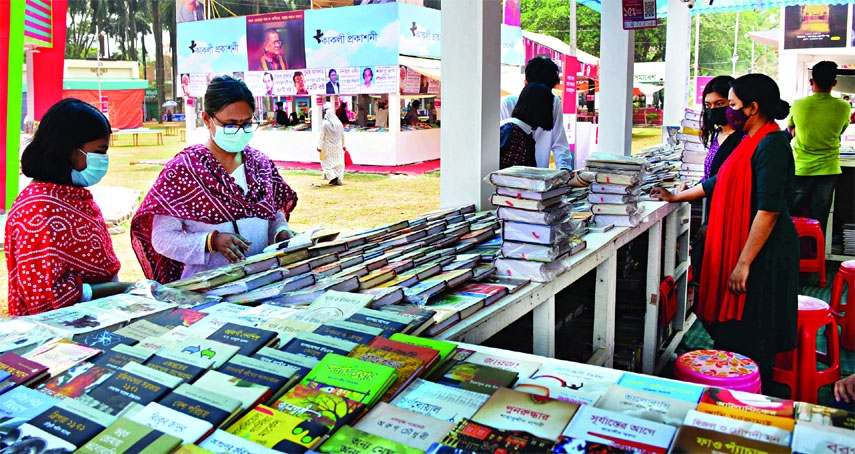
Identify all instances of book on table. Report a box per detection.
[440,417,556,453]
[359,286,405,308]
[76,417,183,454]
[698,386,794,418]
[199,429,280,454]
[495,184,571,201]
[77,293,177,324]
[74,329,139,350]
[618,372,705,403]
[490,193,565,211]
[497,202,572,225]
[790,420,854,454]
[298,353,397,407]
[346,308,413,338]
[89,344,152,371]
[682,409,792,447]
[594,170,643,186]
[669,424,786,454]
[423,293,487,336]
[143,347,215,384]
[205,323,279,356]
[368,335,441,373]
[462,351,540,380]
[432,360,518,395]
[388,334,458,375]
[379,304,438,336]
[513,360,624,406]
[272,383,366,432]
[226,404,330,452]
[279,332,358,360]
[0,351,51,387]
[35,362,114,400]
[0,386,59,432]
[79,361,183,415]
[12,397,118,453]
[390,377,489,424]
[114,320,170,341]
[148,308,209,330]
[0,317,58,357]
[501,238,571,262]
[217,354,300,405]
[346,344,424,401]
[203,268,286,297]
[560,404,676,454]
[313,319,384,345]
[22,338,102,379]
[28,305,128,340]
[168,335,240,369]
[482,275,532,294]
[130,401,214,445]
[158,382,242,430]
[258,318,320,341]
[354,402,455,451]
[181,313,254,339]
[488,166,571,192]
[252,347,320,380]
[167,263,246,292]
[315,424,425,454]
[193,369,271,413]
[794,401,855,430]
[595,384,696,428]
[473,387,579,441]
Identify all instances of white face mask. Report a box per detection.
[70,149,109,186]
[211,125,254,153]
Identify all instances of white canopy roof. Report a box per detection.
[521,30,599,65]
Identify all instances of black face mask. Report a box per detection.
[704,106,729,127]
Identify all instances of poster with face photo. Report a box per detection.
[336,67,362,94]
[245,71,279,97]
[302,68,327,95]
[246,11,307,71]
[783,4,848,50]
[402,66,421,94]
[360,67,376,93]
[187,73,207,97]
[372,65,398,94]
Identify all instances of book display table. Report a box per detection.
[436,200,692,375]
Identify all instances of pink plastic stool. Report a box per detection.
[773,295,841,404]
[793,217,827,287]
[830,260,855,351]
[675,349,762,394]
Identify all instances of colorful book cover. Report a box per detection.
[288,290,375,325]
[174,444,215,454]
[594,385,695,428]
[170,336,241,369]
[436,361,518,395]
[149,308,209,330]
[130,401,214,445]
[158,383,241,430]
[299,353,397,406]
[669,424,785,454]
[618,373,704,404]
[347,344,424,401]
[314,320,383,345]
[76,417,183,454]
[217,354,299,403]
[252,347,319,379]
[0,351,50,386]
[354,402,455,451]
[81,362,183,415]
[74,329,139,349]
[143,348,214,383]
[368,336,440,373]
[695,402,796,431]
[794,401,855,431]
[562,405,676,454]
[683,409,791,447]
[22,338,102,378]
[390,378,489,424]
[273,383,365,432]
[15,398,117,452]
[114,320,170,341]
[206,323,278,356]
[388,334,457,376]
[199,429,280,454]
[440,417,555,453]
[226,404,328,452]
[513,362,625,406]
[791,421,855,454]
[0,386,59,432]
[193,370,271,411]
[36,362,114,400]
[551,437,633,454]
[699,387,795,418]
[424,293,485,327]
[90,344,152,371]
[316,424,425,454]
[463,352,541,380]
[280,332,358,360]
[454,283,508,306]
[472,387,579,441]
[346,309,412,337]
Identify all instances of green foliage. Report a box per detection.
[691,10,779,79]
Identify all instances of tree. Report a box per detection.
[691,10,779,79]
[149,0,165,124]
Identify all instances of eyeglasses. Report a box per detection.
[212,114,258,134]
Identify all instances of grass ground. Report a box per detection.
[0,125,662,315]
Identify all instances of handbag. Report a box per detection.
[344,150,353,167]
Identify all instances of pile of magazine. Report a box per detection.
[676,108,706,183]
[489,167,586,282]
[585,153,647,227]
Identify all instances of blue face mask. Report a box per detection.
[70,149,109,186]
[212,125,254,153]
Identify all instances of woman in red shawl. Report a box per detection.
[651,74,798,395]
[5,99,132,316]
[131,75,298,284]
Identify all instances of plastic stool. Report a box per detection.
[793,217,827,287]
[675,350,762,394]
[830,260,855,351]
[773,295,841,403]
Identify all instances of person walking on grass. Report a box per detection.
[317,102,346,186]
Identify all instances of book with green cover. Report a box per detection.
[273,383,366,432]
[199,429,280,454]
[316,424,425,454]
[299,354,397,406]
[226,404,328,452]
[388,334,457,376]
[77,417,183,454]
[346,345,424,401]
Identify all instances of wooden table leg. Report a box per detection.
[158,132,163,145]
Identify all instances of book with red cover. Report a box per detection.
[149,308,209,330]
[368,337,441,375]
[699,387,795,418]
[0,352,50,387]
[453,283,509,307]
[22,338,102,378]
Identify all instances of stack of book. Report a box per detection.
[677,108,706,183]
[585,153,647,227]
[635,143,682,190]
[488,166,586,282]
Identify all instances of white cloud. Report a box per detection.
[375,21,399,50]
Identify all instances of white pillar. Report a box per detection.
[663,2,691,130]
[598,1,634,156]
[440,0,501,210]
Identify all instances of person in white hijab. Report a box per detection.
[317,102,346,186]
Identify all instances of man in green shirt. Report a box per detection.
[787,60,850,234]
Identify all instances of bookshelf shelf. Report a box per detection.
[436,201,691,375]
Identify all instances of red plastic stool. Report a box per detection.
[830,260,855,351]
[792,217,827,287]
[772,295,841,403]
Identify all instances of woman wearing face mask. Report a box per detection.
[652,74,798,395]
[131,75,299,283]
[5,99,132,315]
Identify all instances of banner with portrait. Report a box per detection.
[783,4,848,50]
[177,16,248,74]
[304,2,399,69]
[372,65,399,94]
[398,3,440,60]
[246,11,307,71]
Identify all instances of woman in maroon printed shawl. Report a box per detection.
[131,76,298,284]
